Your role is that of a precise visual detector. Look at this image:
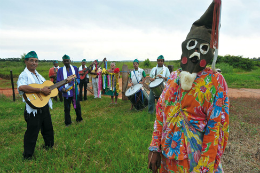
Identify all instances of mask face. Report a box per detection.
[180,38,214,73]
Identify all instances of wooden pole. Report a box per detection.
[121,64,129,100]
[10,70,15,101]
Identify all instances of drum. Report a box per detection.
[149,78,165,98]
[125,84,149,110]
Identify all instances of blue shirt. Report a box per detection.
[17,70,45,95]
[57,66,80,98]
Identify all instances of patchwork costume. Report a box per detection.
[148,1,229,172]
[149,68,229,172]
[91,60,101,98]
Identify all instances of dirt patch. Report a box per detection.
[228,88,260,98]
[223,97,260,172]
[0,88,19,97]
[1,78,260,99]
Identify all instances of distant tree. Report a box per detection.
[143,58,151,68]
[20,53,26,66]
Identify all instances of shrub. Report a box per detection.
[216,63,233,74]
[143,58,151,68]
[216,55,254,71]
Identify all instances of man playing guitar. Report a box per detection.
[17,51,65,160]
[78,59,89,101]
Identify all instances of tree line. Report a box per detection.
[1,54,260,71]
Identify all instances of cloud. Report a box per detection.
[1,0,259,60]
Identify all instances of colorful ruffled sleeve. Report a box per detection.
[192,74,229,173]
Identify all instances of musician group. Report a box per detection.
[18,50,170,160]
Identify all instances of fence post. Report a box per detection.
[10,70,15,101]
[121,64,129,100]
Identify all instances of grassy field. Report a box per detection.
[222,68,260,89]
[0,94,155,172]
[1,60,260,89]
[0,94,260,172]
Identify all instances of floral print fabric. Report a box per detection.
[149,68,229,172]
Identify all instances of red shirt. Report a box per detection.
[49,67,59,82]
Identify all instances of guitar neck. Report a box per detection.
[49,79,69,90]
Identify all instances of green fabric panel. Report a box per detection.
[142,70,146,77]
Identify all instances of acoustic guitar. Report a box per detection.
[23,75,76,109]
[89,58,106,78]
[79,62,95,80]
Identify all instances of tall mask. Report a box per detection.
[180,1,221,74]
[179,0,221,90]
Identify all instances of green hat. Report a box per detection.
[25,51,38,59]
[62,54,70,60]
[95,59,99,63]
[53,60,58,64]
[82,59,86,62]
[157,55,164,60]
[133,59,139,64]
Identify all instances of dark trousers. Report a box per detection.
[23,104,54,159]
[53,91,63,102]
[79,79,88,101]
[64,97,83,125]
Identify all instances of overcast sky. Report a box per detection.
[0,0,259,61]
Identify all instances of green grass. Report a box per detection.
[1,95,260,172]
[0,94,155,172]
[222,68,260,89]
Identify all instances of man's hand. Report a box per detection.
[129,79,134,86]
[41,86,51,96]
[148,151,161,173]
[150,78,155,82]
[67,78,74,83]
[62,88,66,93]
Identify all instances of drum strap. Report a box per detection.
[133,70,140,83]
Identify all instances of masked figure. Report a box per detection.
[148,1,229,172]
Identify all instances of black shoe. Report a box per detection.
[76,119,83,123]
[43,145,53,150]
[23,154,33,161]
[66,123,72,127]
